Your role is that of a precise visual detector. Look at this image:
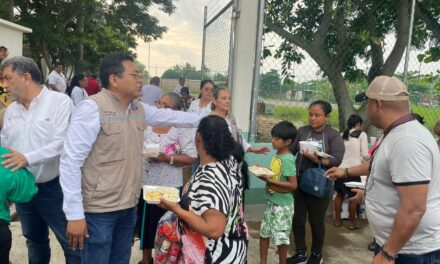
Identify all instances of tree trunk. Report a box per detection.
[326,71,355,131]
[74,10,84,75]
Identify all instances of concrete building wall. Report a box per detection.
[230,0,259,135]
[0,18,32,57]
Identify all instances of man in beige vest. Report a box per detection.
[60,54,200,264]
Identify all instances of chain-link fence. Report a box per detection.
[252,0,440,142]
[201,0,236,86]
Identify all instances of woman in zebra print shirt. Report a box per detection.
[159,115,249,263]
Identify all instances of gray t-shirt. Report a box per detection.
[365,120,440,254]
[141,84,163,106]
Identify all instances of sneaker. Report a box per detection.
[306,252,323,264]
[287,253,307,264]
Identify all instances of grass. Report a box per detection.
[272,104,439,133]
[273,105,340,129]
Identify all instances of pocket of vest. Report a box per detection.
[99,122,122,151]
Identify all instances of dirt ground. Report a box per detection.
[10,204,373,264]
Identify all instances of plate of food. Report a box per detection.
[248,166,275,177]
[143,143,160,158]
[143,185,180,204]
[344,181,365,189]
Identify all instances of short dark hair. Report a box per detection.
[150,76,160,85]
[1,56,43,84]
[53,62,62,68]
[271,121,297,145]
[180,86,190,95]
[197,115,236,161]
[309,100,332,116]
[99,54,134,89]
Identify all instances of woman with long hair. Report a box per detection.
[66,74,88,105]
[334,114,369,230]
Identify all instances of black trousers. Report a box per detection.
[0,219,11,264]
[292,188,331,255]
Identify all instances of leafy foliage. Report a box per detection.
[0,0,176,75]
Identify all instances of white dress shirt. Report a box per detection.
[71,86,88,106]
[1,86,74,183]
[48,70,67,93]
[60,99,201,220]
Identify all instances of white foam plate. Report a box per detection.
[317,151,334,159]
[143,185,180,204]
[344,182,365,189]
[248,166,275,177]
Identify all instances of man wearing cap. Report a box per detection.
[326,76,440,263]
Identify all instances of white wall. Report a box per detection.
[0,19,32,57]
[0,26,24,57]
[230,0,259,135]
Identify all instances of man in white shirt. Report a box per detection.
[60,54,200,263]
[326,76,440,264]
[48,62,67,93]
[141,76,162,106]
[174,77,185,94]
[0,56,80,263]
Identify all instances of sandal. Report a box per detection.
[333,219,342,227]
[348,223,360,230]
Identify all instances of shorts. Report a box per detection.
[259,201,294,246]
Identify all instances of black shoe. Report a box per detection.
[287,253,307,264]
[307,252,323,264]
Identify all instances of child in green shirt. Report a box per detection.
[0,146,38,263]
[258,121,298,264]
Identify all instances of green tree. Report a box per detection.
[134,60,149,83]
[0,0,175,75]
[265,0,440,129]
[161,63,202,80]
[260,69,282,98]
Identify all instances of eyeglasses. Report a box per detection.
[126,72,142,80]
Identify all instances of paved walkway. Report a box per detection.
[10,204,373,264]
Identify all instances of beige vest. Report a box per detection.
[81,89,147,213]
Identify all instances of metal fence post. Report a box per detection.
[201,6,207,80]
[249,0,265,141]
[228,0,240,92]
[403,0,416,85]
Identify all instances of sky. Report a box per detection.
[135,1,205,77]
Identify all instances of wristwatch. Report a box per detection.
[380,246,397,262]
[169,155,174,165]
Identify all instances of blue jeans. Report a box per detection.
[15,177,81,264]
[375,243,440,263]
[81,207,137,264]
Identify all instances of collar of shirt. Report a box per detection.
[16,86,48,112]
